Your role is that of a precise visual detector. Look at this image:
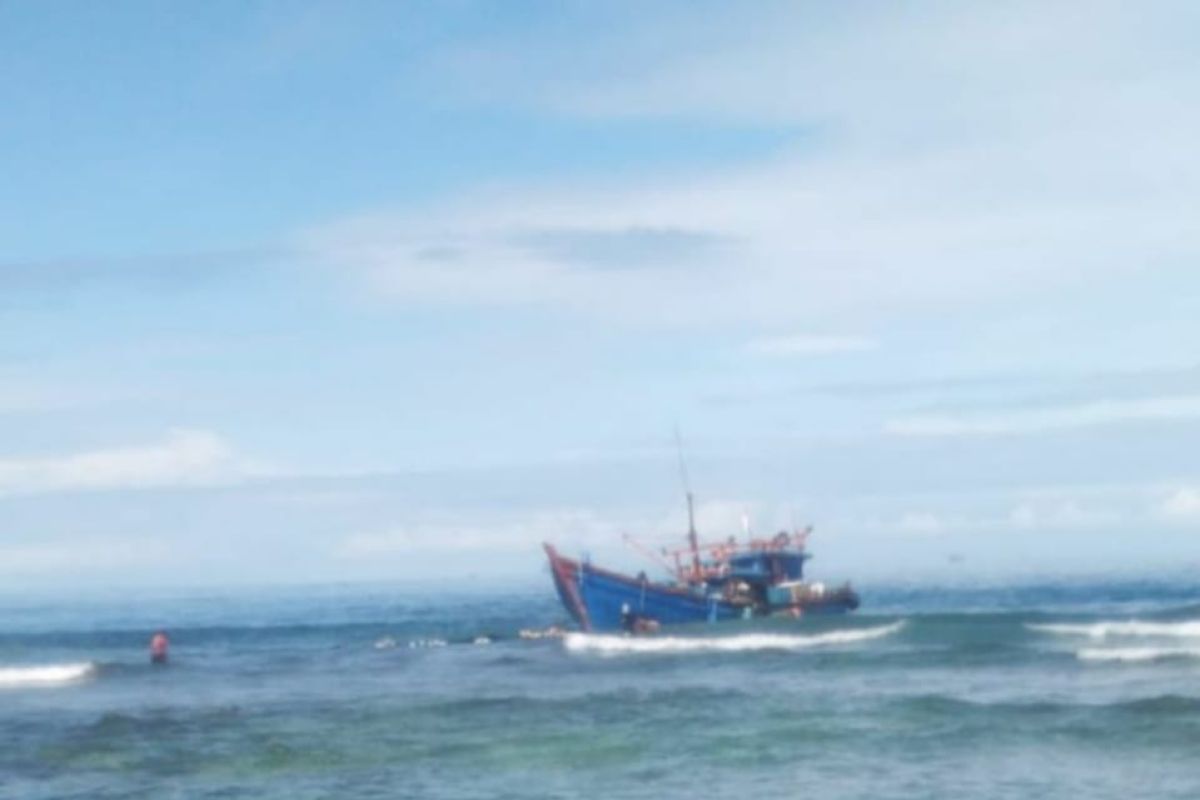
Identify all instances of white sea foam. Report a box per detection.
[1076,646,1200,663]
[407,638,448,649]
[0,662,96,688]
[1028,620,1200,640]
[564,622,904,655]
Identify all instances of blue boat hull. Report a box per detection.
[545,544,857,632]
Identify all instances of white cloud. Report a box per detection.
[886,395,1200,437]
[1158,487,1200,521]
[307,118,1199,330]
[747,334,875,357]
[302,2,1200,334]
[0,430,261,497]
[307,60,1200,334]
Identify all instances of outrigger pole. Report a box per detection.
[621,533,677,577]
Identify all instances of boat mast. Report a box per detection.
[675,427,702,581]
[686,490,701,580]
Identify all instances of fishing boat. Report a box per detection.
[544,492,859,632]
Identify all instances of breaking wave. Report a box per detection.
[1076,646,1200,664]
[0,661,97,688]
[1028,620,1200,640]
[564,622,904,655]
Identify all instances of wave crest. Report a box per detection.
[1027,623,1200,642]
[0,662,96,688]
[564,622,904,655]
[1028,620,1200,640]
[1077,646,1200,663]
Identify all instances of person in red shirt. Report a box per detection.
[149,631,170,665]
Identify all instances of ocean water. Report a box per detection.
[4,580,1200,799]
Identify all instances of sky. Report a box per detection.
[3,0,1200,591]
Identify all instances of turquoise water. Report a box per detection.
[4,581,1200,798]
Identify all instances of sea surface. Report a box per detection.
[4,579,1200,799]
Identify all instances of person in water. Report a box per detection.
[149,631,170,664]
[620,603,636,633]
[619,603,660,635]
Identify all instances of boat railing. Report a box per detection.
[662,529,811,562]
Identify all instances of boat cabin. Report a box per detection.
[724,550,808,586]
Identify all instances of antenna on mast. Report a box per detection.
[674,425,701,580]
[673,425,691,495]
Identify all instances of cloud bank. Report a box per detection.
[305,2,1200,337]
[886,395,1200,437]
[0,430,258,497]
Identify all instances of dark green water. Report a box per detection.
[3,582,1200,798]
